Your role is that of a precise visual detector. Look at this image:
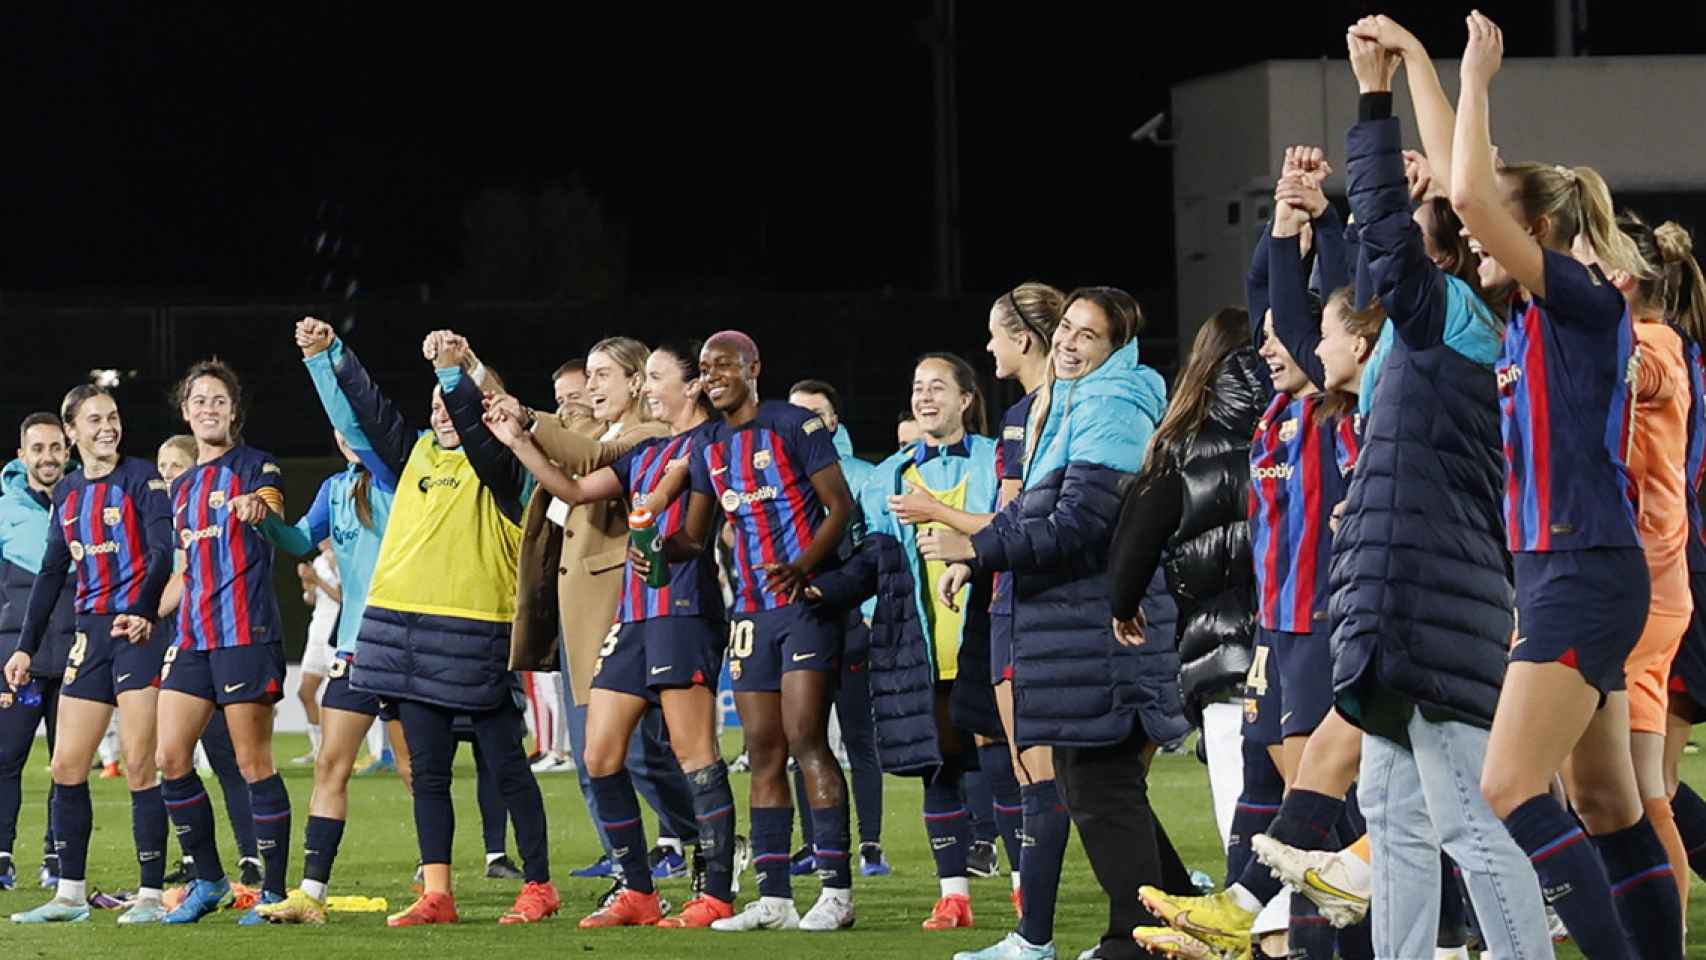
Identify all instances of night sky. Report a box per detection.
[4,2,1706,457]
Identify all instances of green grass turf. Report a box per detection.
[4,731,1704,957]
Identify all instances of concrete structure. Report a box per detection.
[1170,56,1706,342]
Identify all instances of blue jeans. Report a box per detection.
[562,640,697,856]
[1359,712,1553,959]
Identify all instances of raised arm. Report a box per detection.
[1355,15,1455,197]
[325,331,416,484]
[1247,232,1274,351]
[1269,186,1330,391]
[433,343,527,524]
[299,319,402,493]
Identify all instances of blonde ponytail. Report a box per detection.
[1572,167,1652,281]
[1657,221,1706,343]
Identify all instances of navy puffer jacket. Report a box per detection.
[813,437,1002,775]
[1330,116,1513,734]
[970,341,1188,749]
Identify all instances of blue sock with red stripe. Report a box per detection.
[1502,793,1630,958]
[750,806,793,899]
[51,782,91,884]
[130,786,167,890]
[1227,739,1283,891]
[249,774,291,898]
[162,773,224,882]
[1593,815,1682,959]
[1017,780,1069,947]
[924,763,971,883]
[588,771,653,894]
[811,801,853,890]
[687,761,736,903]
[1671,781,1706,879]
[978,742,1024,871]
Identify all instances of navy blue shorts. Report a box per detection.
[161,642,286,706]
[1670,570,1706,722]
[1512,548,1648,699]
[726,603,841,693]
[591,616,725,702]
[61,613,167,706]
[321,655,396,719]
[1273,625,1334,739]
[1242,628,1283,746]
[990,612,1014,684]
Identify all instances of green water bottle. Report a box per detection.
[629,508,670,588]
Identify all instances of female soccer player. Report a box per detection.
[5,385,174,925]
[154,434,262,891]
[945,287,1181,960]
[152,361,296,925]
[311,328,554,927]
[812,352,999,932]
[656,330,857,933]
[249,316,406,924]
[490,340,738,929]
[1453,11,1681,957]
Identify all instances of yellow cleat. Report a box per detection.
[257,888,328,925]
[1137,886,1255,956]
[1131,925,1216,958]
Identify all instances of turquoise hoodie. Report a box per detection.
[1024,339,1167,485]
[0,459,53,574]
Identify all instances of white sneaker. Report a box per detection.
[710,896,799,932]
[530,753,563,773]
[798,889,855,931]
[730,835,751,896]
[1251,834,1369,927]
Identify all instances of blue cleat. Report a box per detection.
[571,854,615,879]
[11,897,91,924]
[161,877,231,925]
[237,891,284,926]
[38,854,59,889]
[650,845,688,881]
[788,846,816,877]
[859,842,891,877]
[0,854,14,890]
[953,932,1057,960]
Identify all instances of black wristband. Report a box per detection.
[1359,92,1393,122]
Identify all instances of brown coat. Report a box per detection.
[508,410,669,705]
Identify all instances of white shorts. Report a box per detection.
[299,632,335,677]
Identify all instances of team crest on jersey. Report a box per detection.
[209,490,227,509]
[1278,418,1298,443]
[720,489,743,513]
[68,541,85,562]
[729,659,743,681]
[103,506,121,527]
[753,449,773,470]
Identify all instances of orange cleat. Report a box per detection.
[387,891,459,927]
[498,882,561,925]
[99,762,122,780]
[579,888,664,928]
[229,883,260,911]
[657,894,735,929]
[922,893,974,930]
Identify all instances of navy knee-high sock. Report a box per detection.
[301,815,346,889]
[1671,781,1706,879]
[1228,739,1283,892]
[588,771,653,894]
[1593,816,1683,959]
[1503,793,1631,958]
[811,799,853,890]
[51,782,91,884]
[249,774,292,898]
[163,773,224,883]
[979,742,1024,871]
[963,766,997,844]
[687,761,737,903]
[750,806,793,899]
[1017,780,1070,947]
[1285,815,1341,960]
[130,786,168,891]
[925,763,972,883]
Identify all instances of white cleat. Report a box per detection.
[798,889,855,932]
[710,896,800,932]
[1251,834,1369,928]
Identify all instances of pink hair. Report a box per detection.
[705,330,760,365]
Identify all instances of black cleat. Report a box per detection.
[238,857,264,888]
[966,840,1000,879]
[162,856,192,886]
[485,855,524,880]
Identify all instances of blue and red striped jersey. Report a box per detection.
[1496,250,1640,553]
[1683,334,1706,573]
[172,445,285,650]
[613,423,723,623]
[1248,393,1351,632]
[690,400,840,614]
[991,391,1035,616]
[50,457,173,616]
[1335,414,1362,478]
